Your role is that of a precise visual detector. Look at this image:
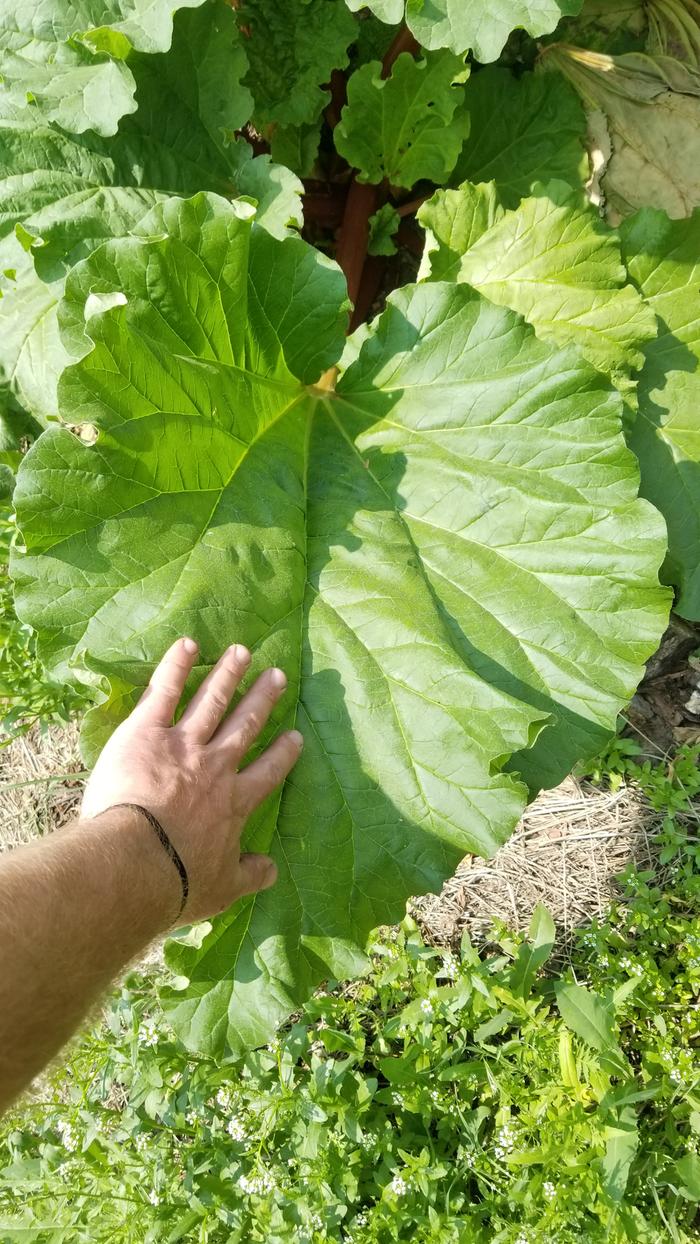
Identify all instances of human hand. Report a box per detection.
[81,638,302,925]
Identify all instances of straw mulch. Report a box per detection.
[0,723,683,958]
[410,775,662,954]
[0,721,84,851]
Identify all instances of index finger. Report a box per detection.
[131,637,199,727]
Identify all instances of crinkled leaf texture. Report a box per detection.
[0,0,212,136]
[621,207,700,618]
[240,0,357,127]
[419,179,657,375]
[12,194,669,1054]
[0,4,297,424]
[335,52,469,188]
[450,67,588,207]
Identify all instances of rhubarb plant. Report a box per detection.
[2,0,697,1053]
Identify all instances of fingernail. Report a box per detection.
[263,861,278,890]
[231,643,250,664]
[289,729,304,749]
[183,637,198,655]
[270,667,287,690]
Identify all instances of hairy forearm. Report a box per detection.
[0,808,178,1113]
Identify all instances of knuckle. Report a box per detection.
[206,687,229,716]
[241,709,262,740]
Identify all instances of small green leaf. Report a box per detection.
[601,1106,639,1202]
[368,204,401,256]
[336,52,470,188]
[509,904,555,998]
[677,1152,700,1201]
[555,983,627,1073]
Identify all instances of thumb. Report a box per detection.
[237,853,278,897]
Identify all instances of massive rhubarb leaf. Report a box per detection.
[12,193,669,1052]
[450,68,588,207]
[335,51,469,188]
[0,5,298,424]
[0,0,212,136]
[541,47,700,221]
[419,179,656,376]
[621,207,700,618]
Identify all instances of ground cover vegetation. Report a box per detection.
[1,742,699,1241]
[0,0,699,1088]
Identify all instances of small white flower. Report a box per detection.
[317,1017,329,1030]
[389,1174,408,1196]
[441,953,458,979]
[670,1068,682,1084]
[266,1038,281,1055]
[226,1116,246,1142]
[216,1087,235,1111]
[239,1169,275,1195]
[420,998,433,1017]
[134,1133,149,1153]
[148,1189,160,1206]
[355,1212,368,1226]
[56,1121,78,1153]
[310,1213,323,1230]
[185,1110,198,1126]
[543,1180,555,1199]
[139,1019,159,1047]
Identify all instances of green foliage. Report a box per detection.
[0,0,211,136]
[12,188,672,1051]
[241,0,357,127]
[0,503,91,741]
[419,178,657,374]
[356,0,585,61]
[335,51,470,187]
[2,757,700,1240]
[620,207,700,619]
[2,0,699,1053]
[451,67,589,206]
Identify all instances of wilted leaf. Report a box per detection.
[0,0,210,136]
[451,67,588,207]
[335,52,469,188]
[12,194,669,1052]
[419,179,657,376]
[647,0,700,66]
[541,46,700,221]
[620,206,700,618]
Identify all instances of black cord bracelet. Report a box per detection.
[111,802,189,919]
